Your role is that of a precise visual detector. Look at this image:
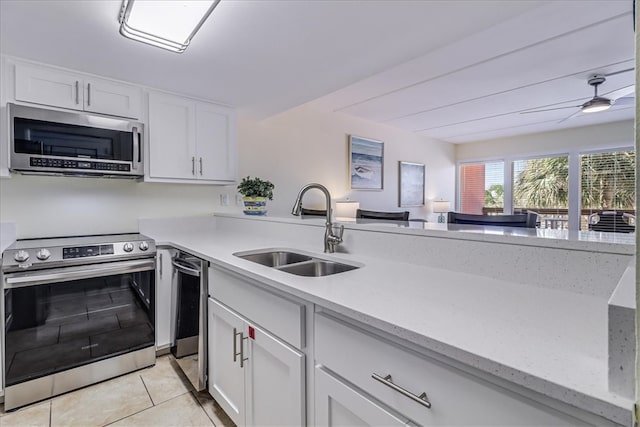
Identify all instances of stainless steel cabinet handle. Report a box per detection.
[199,157,203,175]
[233,328,241,362]
[192,157,195,175]
[240,333,249,368]
[372,373,431,409]
[75,81,79,104]
[87,82,91,106]
[159,253,163,278]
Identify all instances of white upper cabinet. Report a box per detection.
[195,102,236,182]
[83,76,141,119]
[14,63,142,119]
[148,91,196,180]
[147,91,237,184]
[15,63,82,111]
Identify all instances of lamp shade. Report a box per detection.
[335,201,360,219]
[432,200,451,213]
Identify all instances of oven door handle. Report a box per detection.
[4,259,155,289]
[172,259,201,277]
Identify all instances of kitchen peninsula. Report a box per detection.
[139,213,635,426]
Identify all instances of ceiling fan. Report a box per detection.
[520,68,635,122]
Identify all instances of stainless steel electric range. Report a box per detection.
[1,234,156,410]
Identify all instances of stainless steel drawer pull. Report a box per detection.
[372,373,432,409]
[75,81,80,104]
[87,82,91,106]
[199,157,203,175]
[192,157,195,175]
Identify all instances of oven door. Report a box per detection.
[2,259,155,388]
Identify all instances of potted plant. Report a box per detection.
[237,176,275,215]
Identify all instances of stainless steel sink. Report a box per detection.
[233,249,360,277]
[236,251,312,267]
[278,260,358,277]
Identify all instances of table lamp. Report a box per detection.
[432,200,450,223]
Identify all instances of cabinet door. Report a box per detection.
[84,77,141,119]
[148,92,196,180]
[195,102,236,182]
[208,298,246,427]
[315,366,408,427]
[155,249,174,350]
[245,324,305,427]
[15,63,83,110]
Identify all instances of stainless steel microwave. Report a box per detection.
[9,103,144,178]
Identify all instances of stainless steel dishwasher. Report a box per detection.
[171,251,208,391]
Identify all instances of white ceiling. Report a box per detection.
[0,1,635,144]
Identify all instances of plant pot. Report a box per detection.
[242,197,268,216]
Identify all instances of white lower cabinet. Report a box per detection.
[315,312,597,427]
[315,366,410,426]
[208,298,305,427]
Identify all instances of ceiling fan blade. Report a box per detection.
[604,67,635,77]
[558,109,583,123]
[613,97,634,106]
[520,105,580,114]
[603,85,635,100]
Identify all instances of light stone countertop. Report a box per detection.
[143,217,634,426]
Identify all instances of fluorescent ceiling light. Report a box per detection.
[581,97,612,113]
[119,0,220,53]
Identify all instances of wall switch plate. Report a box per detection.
[220,194,229,206]
[236,194,243,205]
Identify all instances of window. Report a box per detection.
[457,148,635,232]
[580,150,635,231]
[512,156,569,229]
[459,161,504,214]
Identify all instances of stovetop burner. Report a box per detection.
[2,233,156,272]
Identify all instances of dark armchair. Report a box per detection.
[588,211,635,233]
[447,212,537,228]
[356,209,410,221]
[300,208,327,217]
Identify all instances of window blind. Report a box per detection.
[580,150,635,231]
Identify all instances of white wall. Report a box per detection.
[455,119,634,161]
[0,176,219,238]
[217,103,456,219]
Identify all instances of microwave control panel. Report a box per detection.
[30,157,131,172]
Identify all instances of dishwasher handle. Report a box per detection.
[172,258,201,277]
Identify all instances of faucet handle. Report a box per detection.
[333,224,344,240]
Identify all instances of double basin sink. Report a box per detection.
[234,250,359,277]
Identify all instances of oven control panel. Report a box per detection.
[63,244,115,259]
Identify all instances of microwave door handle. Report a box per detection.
[132,127,140,170]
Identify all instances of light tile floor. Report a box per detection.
[0,355,236,427]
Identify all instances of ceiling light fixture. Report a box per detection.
[118,0,220,53]
[581,97,613,113]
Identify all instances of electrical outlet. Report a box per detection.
[220,194,229,206]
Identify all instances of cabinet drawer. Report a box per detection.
[209,267,304,349]
[315,313,585,426]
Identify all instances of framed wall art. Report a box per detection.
[399,161,425,207]
[349,135,384,190]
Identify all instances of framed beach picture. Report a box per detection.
[349,135,384,190]
[399,161,425,207]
